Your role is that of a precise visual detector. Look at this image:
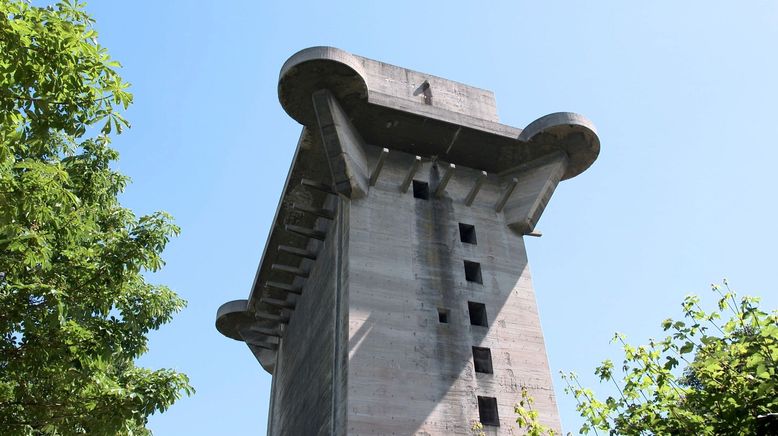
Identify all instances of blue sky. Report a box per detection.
[85,1,778,434]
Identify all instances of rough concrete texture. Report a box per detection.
[312,89,370,199]
[215,47,600,435]
[277,47,599,179]
[346,146,560,434]
[267,197,347,435]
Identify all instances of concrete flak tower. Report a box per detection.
[216,47,600,435]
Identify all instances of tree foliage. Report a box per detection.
[515,387,559,436]
[563,281,777,435]
[0,1,192,434]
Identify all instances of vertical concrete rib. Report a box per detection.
[332,198,348,434]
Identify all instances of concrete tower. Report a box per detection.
[216,47,599,435]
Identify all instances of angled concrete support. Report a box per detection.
[261,297,296,310]
[271,264,309,278]
[255,312,290,323]
[277,245,318,260]
[434,163,456,198]
[301,178,335,194]
[242,325,283,338]
[400,156,422,193]
[502,153,569,235]
[291,203,335,220]
[465,171,487,206]
[312,89,369,199]
[266,280,303,295]
[369,148,389,186]
[285,224,326,241]
[495,178,519,213]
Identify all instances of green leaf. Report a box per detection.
[564,285,777,435]
[0,1,190,433]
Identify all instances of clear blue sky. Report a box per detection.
[85,1,778,434]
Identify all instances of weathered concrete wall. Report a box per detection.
[345,145,561,435]
[268,202,348,435]
[358,56,501,123]
[217,47,599,436]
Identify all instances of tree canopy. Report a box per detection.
[563,281,777,435]
[0,1,192,434]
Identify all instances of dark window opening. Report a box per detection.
[478,396,500,426]
[468,302,488,327]
[472,347,493,374]
[459,223,477,244]
[438,308,449,324]
[412,180,429,200]
[464,260,482,284]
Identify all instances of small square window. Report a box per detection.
[468,302,488,327]
[459,223,477,244]
[438,308,449,323]
[478,396,500,426]
[464,260,482,284]
[412,180,429,200]
[472,347,493,374]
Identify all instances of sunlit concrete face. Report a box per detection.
[346,148,560,434]
[215,47,599,435]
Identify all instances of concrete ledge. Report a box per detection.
[216,299,280,373]
[518,112,600,179]
[215,299,252,341]
[279,47,368,127]
[277,46,600,178]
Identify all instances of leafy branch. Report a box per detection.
[564,281,777,435]
[0,1,192,434]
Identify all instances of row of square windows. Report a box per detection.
[413,186,500,426]
[460,222,482,282]
[435,312,501,426]
[438,307,501,426]
[466,326,501,426]
[456,233,499,425]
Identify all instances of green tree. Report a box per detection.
[515,387,560,436]
[563,281,777,435]
[0,1,192,434]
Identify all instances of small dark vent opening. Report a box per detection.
[438,308,449,323]
[468,302,488,327]
[473,346,493,374]
[412,180,429,200]
[459,223,477,244]
[478,396,500,426]
[464,260,482,284]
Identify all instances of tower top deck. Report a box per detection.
[278,46,599,179]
